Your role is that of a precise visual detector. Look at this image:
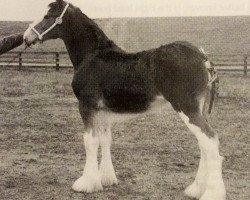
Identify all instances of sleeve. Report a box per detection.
[0,33,24,55]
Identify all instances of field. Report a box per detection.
[0,15,250,199]
[0,68,249,200]
[0,16,250,54]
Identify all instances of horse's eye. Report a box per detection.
[44,15,49,19]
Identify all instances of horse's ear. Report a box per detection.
[56,0,64,6]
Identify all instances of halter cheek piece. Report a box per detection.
[29,4,69,41]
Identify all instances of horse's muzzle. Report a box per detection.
[23,27,40,46]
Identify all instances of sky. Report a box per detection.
[0,0,249,21]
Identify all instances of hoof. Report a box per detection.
[100,166,118,186]
[200,180,226,200]
[200,188,226,200]
[184,181,204,199]
[99,162,118,186]
[72,174,103,193]
[100,171,118,186]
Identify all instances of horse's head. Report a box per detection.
[24,0,71,46]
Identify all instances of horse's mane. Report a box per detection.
[48,1,140,61]
[69,4,118,51]
[48,2,64,10]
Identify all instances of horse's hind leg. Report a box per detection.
[178,106,226,199]
[184,137,207,199]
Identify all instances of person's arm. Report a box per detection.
[0,33,24,55]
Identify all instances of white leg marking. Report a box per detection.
[179,112,226,200]
[185,147,207,199]
[72,130,103,193]
[99,124,118,186]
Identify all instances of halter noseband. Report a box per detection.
[29,4,69,41]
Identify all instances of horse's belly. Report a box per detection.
[94,96,167,124]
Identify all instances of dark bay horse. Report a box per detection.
[23,1,226,199]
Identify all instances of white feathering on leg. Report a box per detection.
[99,124,118,186]
[72,130,103,193]
[179,112,226,200]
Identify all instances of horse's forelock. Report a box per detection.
[48,2,60,10]
[48,1,73,11]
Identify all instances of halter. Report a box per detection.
[29,4,69,41]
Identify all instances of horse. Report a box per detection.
[23,1,226,199]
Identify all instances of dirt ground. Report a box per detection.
[0,69,249,200]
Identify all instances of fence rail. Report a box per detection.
[0,51,249,75]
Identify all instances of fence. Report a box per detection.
[0,51,71,70]
[209,54,249,75]
[0,51,249,75]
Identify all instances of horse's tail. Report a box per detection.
[200,47,218,114]
[204,60,218,114]
[208,65,217,114]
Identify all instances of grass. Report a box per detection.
[0,69,249,200]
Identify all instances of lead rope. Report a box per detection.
[5,45,28,68]
[207,69,218,85]
[206,61,219,114]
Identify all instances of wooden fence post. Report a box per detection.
[55,52,60,71]
[18,52,22,70]
[243,55,248,76]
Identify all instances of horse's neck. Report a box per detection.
[62,13,121,69]
[64,39,93,68]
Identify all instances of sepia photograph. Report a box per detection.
[0,0,249,199]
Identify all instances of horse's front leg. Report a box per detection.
[72,128,103,193]
[99,123,118,186]
[72,102,103,193]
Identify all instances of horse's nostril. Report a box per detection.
[23,38,31,47]
[24,38,28,44]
